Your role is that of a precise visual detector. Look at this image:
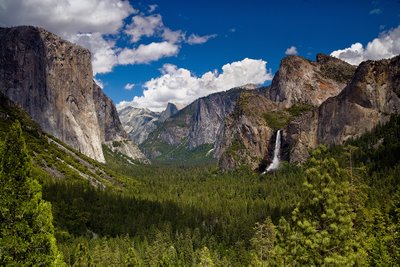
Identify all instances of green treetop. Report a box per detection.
[273,146,367,266]
[0,121,64,266]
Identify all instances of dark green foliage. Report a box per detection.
[2,91,400,265]
[263,103,313,130]
[263,110,290,130]
[273,146,367,266]
[0,122,63,266]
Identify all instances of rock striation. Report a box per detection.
[268,54,356,107]
[218,54,400,171]
[117,103,179,145]
[140,87,246,160]
[216,90,277,170]
[0,26,147,163]
[93,82,148,163]
[287,55,400,162]
[0,26,105,162]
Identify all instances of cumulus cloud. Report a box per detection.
[0,0,216,76]
[118,42,179,65]
[124,83,135,90]
[117,58,273,112]
[0,0,135,35]
[285,46,298,56]
[125,14,217,46]
[186,34,217,45]
[331,26,400,65]
[125,14,164,43]
[162,28,185,43]
[69,32,118,74]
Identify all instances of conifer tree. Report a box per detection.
[0,121,63,266]
[273,146,367,266]
[250,217,275,263]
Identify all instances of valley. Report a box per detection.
[0,20,399,266]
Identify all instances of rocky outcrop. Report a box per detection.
[287,55,400,162]
[93,82,148,163]
[268,54,356,107]
[0,25,148,163]
[118,106,161,145]
[159,102,179,122]
[93,82,127,142]
[141,87,246,160]
[0,26,105,162]
[217,90,277,170]
[218,54,399,171]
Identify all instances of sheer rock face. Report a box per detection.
[0,26,105,162]
[93,82,148,163]
[118,103,179,145]
[216,91,277,171]
[141,88,244,159]
[268,54,356,107]
[287,55,400,162]
[218,54,400,170]
[92,82,127,143]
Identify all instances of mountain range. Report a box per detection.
[1,25,399,172]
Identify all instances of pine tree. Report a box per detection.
[0,121,64,266]
[250,217,275,263]
[273,146,367,266]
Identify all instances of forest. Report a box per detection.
[1,97,400,266]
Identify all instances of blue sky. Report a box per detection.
[1,0,399,111]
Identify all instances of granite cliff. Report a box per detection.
[0,26,146,163]
[140,87,247,162]
[218,54,400,171]
[287,55,400,162]
[118,103,179,145]
[93,82,148,163]
[268,54,356,107]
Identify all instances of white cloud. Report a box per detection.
[70,33,118,75]
[0,0,135,35]
[186,34,217,45]
[369,8,382,15]
[0,0,135,75]
[331,26,400,65]
[125,14,163,43]
[285,46,298,56]
[94,77,104,88]
[118,42,179,65]
[162,28,185,43]
[117,58,273,112]
[148,4,158,13]
[0,0,220,75]
[124,83,135,90]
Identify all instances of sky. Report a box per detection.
[0,0,399,111]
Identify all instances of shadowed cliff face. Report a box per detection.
[0,26,105,162]
[93,82,149,163]
[93,82,127,143]
[140,88,245,161]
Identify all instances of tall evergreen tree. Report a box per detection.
[0,121,63,266]
[273,146,367,266]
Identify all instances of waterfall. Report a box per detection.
[263,130,281,174]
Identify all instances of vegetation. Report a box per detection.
[263,103,313,129]
[1,92,400,265]
[0,122,63,265]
